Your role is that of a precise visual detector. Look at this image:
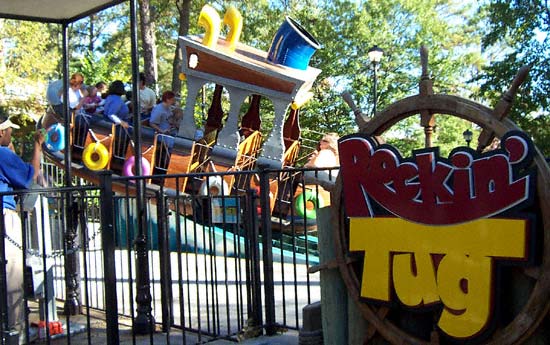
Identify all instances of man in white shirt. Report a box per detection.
[138,72,157,120]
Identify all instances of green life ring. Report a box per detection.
[295,190,324,219]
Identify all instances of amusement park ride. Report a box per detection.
[39,5,324,223]
[3,1,550,344]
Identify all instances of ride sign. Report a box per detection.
[338,131,537,340]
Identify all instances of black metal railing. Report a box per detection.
[1,163,336,344]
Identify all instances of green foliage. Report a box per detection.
[3,0,533,161]
[0,104,36,161]
[74,50,132,87]
[0,20,60,83]
[278,0,481,148]
[0,20,60,158]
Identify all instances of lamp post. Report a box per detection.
[368,45,384,115]
[463,128,473,147]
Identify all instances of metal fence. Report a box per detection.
[1,162,336,344]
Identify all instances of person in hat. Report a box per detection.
[102,80,130,128]
[0,114,44,343]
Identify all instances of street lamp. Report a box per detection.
[368,45,384,115]
[463,128,473,147]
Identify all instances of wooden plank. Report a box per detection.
[186,46,295,94]
[318,207,349,344]
[181,35,321,102]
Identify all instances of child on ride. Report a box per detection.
[82,85,103,114]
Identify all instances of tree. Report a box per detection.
[139,0,158,87]
[473,0,550,155]
[1,1,488,158]
[171,0,191,95]
[265,0,482,153]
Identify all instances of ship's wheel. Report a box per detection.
[332,49,550,344]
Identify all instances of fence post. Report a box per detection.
[63,195,81,315]
[156,191,173,332]
[246,188,263,329]
[259,165,276,335]
[99,171,120,345]
[133,186,155,334]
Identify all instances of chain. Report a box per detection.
[3,224,103,259]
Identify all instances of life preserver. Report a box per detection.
[295,189,324,219]
[122,156,151,177]
[82,142,109,171]
[45,123,65,152]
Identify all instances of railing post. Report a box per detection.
[99,171,120,345]
[128,0,155,334]
[63,196,81,315]
[156,191,173,332]
[133,179,154,335]
[258,165,276,335]
[246,188,263,328]
[133,209,154,334]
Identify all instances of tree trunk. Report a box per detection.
[139,0,157,89]
[89,14,95,51]
[171,0,191,96]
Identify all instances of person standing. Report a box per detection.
[0,114,44,344]
[138,72,157,120]
[150,91,178,135]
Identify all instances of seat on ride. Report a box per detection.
[108,124,132,174]
[231,130,263,193]
[71,113,113,167]
[71,113,90,162]
[150,134,173,186]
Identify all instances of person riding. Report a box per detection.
[103,80,130,128]
[46,72,85,117]
[149,91,178,135]
[82,85,102,114]
[304,132,340,170]
[138,72,157,120]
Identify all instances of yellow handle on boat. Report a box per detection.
[291,91,314,110]
[223,6,242,52]
[198,4,220,48]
